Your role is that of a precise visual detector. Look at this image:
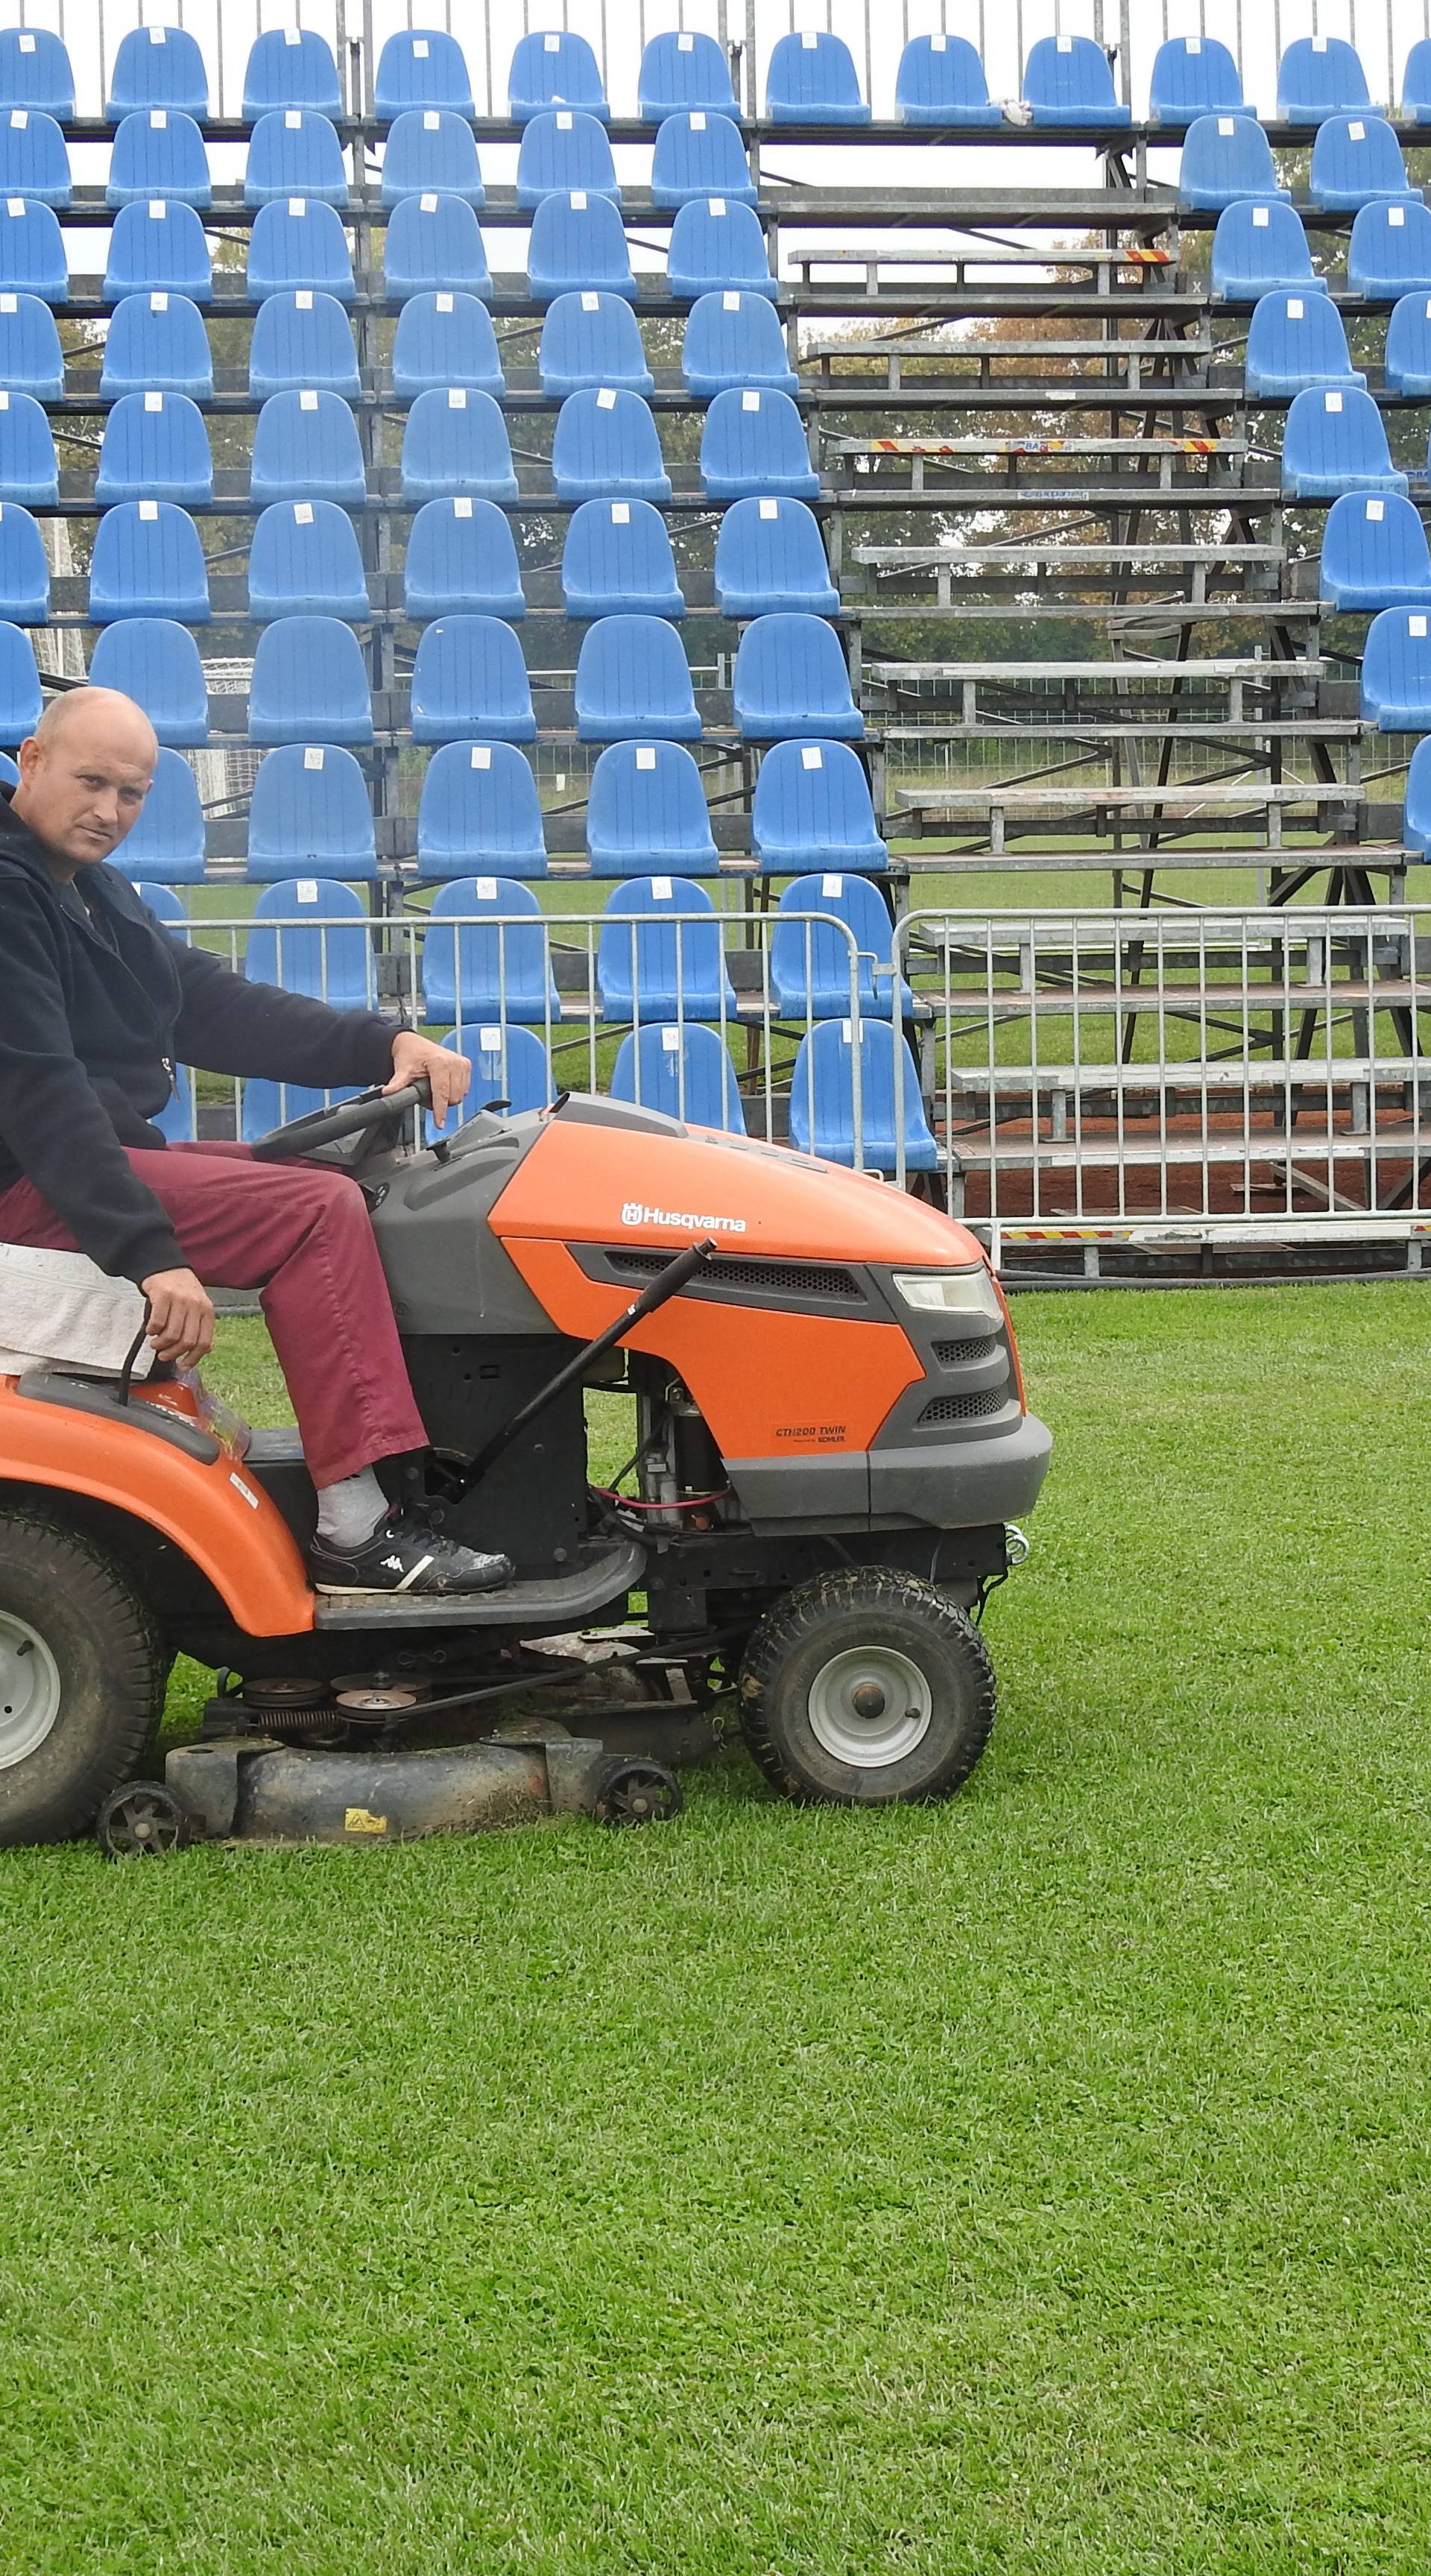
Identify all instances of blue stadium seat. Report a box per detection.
[0,620,40,739]
[102,290,212,397]
[789,1019,937,1172]
[106,24,208,118]
[134,879,186,925]
[575,615,699,742]
[638,31,738,121]
[1310,112,1409,208]
[245,745,378,883]
[0,291,61,397]
[611,1023,743,1129]
[770,872,909,1019]
[683,290,795,396]
[248,616,373,745]
[385,191,491,300]
[0,501,46,621]
[751,739,888,874]
[597,877,733,1023]
[586,740,717,876]
[380,110,484,209]
[527,189,636,301]
[0,391,55,505]
[517,108,619,208]
[89,618,209,745]
[246,878,373,1006]
[765,31,870,124]
[1386,291,1431,395]
[1178,112,1288,210]
[0,109,69,206]
[241,1076,358,1142]
[1319,491,1431,610]
[714,496,837,616]
[508,30,608,123]
[0,28,74,119]
[0,197,64,300]
[416,742,547,880]
[391,290,504,396]
[247,198,355,304]
[113,748,205,883]
[1360,607,1431,727]
[895,33,1001,127]
[95,391,212,505]
[1405,40,1431,124]
[701,387,818,498]
[410,614,535,743]
[1278,36,1372,123]
[1022,34,1129,126]
[249,288,360,397]
[651,111,755,207]
[1244,290,1365,396]
[734,615,861,740]
[1149,34,1245,125]
[1280,385,1406,496]
[1210,201,1325,303]
[1400,733,1431,853]
[552,387,671,502]
[422,877,557,1024]
[1347,199,1431,298]
[243,29,342,120]
[400,385,517,500]
[89,501,207,624]
[374,28,475,121]
[404,496,525,619]
[667,195,775,300]
[247,499,369,621]
[429,1023,552,1122]
[244,110,348,209]
[250,389,366,505]
[104,199,209,301]
[562,499,683,619]
[0,748,15,783]
[540,290,653,395]
[106,109,210,209]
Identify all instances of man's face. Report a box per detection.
[15,719,156,868]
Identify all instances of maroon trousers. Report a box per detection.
[0,1141,428,1487]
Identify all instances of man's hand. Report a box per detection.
[385,1029,470,1129]
[140,1267,215,1368]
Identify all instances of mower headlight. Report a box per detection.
[891,1267,1003,1326]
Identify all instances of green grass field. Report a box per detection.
[4,1284,1431,2572]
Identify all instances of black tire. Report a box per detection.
[737,1565,996,1807]
[0,1511,164,1849]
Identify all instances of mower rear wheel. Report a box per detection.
[738,1567,996,1806]
[0,1512,164,1848]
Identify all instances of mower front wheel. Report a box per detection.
[738,1566,996,1806]
[0,1512,164,1848]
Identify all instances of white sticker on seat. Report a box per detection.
[545,33,560,49]
[1412,615,1428,637]
[17,33,32,50]
[1313,34,1327,50]
[840,1019,853,1041]
[759,496,779,519]
[295,288,312,308]
[1218,116,1235,134]
[150,25,165,41]
[691,110,707,130]
[5,198,22,217]
[1252,206,1269,226]
[0,296,13,312]
[145,390,162,410]
[1368,498,1385,520]
[708,195,726,215]
[285,27,300,42]
[661,1024,680,1052]
[10,110,25,129]
[478,1024,502,1049]
[288,196,306,215]
[148,198,165,217]
[453,496,472,517]
[722,288,741,309]
[151,109,167,127]
[151,289,168,309]
[436,291,453,311]
[821,873,843,895]
[1348,119,1365,140]
[1286,297,1304,319]
[569,189,587,209]
[575,289,599,312]
[297,879,318,900]
[423,110,439,129]
[294,500,314,523]
[1058,34,1072,50]
[802,30,818,46]
[0,393,7,410]
[636,745,657,768]
[652,875,673,899]
[596,385,616,408]
[302,750,323,771]
[1390,203,1406,227]
[557,110,572,129]
[678,32,693,49]
[1325,389,1343,411]
[413,37,429,57]
[801,745,823,769]
[300,388,318,408]
[932,33,947,51]
[470,745,492,768]
[1187,36,1201,53]
[742,390,761,411]
[139,499,158,519]
[420,192,437,212]
[447,386,466,406]
[608,500,630,525]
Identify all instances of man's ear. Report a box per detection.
[13,733,40,786]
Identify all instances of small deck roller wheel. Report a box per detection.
[95,1780,190,1859]
[738,1566,996,1806]
[592,1758,683,1827]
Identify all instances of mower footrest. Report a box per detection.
[311,1536,644,1629]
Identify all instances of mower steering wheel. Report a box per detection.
[247,1078,432,1164]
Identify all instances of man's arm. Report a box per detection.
[169,938,399,1090]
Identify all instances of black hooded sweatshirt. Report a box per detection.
[0,790,398,1284]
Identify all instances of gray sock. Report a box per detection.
[315,1467,389,1549]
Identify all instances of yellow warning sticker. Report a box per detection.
[343,1807,388,1836]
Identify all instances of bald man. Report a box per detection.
[0,689,514,1596]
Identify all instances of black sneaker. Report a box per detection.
[309,1507,514,1597]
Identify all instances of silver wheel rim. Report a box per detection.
[0,1609,63,1770]
[806,1644,932,1770]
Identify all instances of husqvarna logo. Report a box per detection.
[621,1200,748,1234]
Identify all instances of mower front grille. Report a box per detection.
[932,1335,996,1367]
[916,1387,1009,1427]
[601,1248,864,1302]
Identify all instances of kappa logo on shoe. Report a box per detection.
[382,1555,405,1572]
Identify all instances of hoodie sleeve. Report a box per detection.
[0,880,186,1283]
[169,939,399,1088]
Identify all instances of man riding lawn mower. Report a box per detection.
[0,691,1052,1852]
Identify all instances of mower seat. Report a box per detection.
[0,1242,154,1378]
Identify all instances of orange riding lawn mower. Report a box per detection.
[0,1082,1052,1855]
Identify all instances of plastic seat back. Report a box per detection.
[895,33,1000,127]
[423,877,556,1024]
[381,110,484,209]
[1320,491,1431,610]
[114,747,206,883]
[102,290,212,397]
[247,198,355,303]
[612,1023,743,1129]
[1244,290,1365,396]
[95,391,212,505]
[1178,111,1286,209]
[399,385,517,499]
[404,496,525,619]
[246,877,373,1005]
[416,742,547,880]
[1405,38,1431,125]
[527,189,636,301]
[89,500,209,625]
[771,871,900,1017]
[391,290,504,397]
[1149,34,1245,125]
[552,387,671,502]
[104,199,210,301]
[562,499,683,619]
[384,191,490,299]
[245,745,378,883]
[586,740,718,876]
[1022,34,1129,125]
[0,291,62,397]
[430,1023,552,1126]
[540,290,654,395]
[639,31,738,120]
[1278,35,1372,122]
[1386,291,1431,396]
[596,876,732,1023]
[1401,733,1431,854]
[508,30,608,123]
[243,30,341,120]
[1310,112,1409,209]
[0,109,70,206]
[250,389,366,505]
[574,615,699,742]
[651,111,755,208]
[1348,199,1431,298]
[107,24,207,117]
[248,289,358,398]
[409,614,535,744]
[0,618,40,739]
[1211,200,1323,303]
[89,617,208,745]
[0,391,56,505]
[733,614,862,740]
[751,738,888,872]
[247,498,369,622]
[1360,607,1431,728]
[683,290,795,396]
[247,616,373,744]
[0,500,46,620]
[134,879,186,924]
[1281,385,1406,496]
[714,495,837,616]
[667,195,774,300]
[789,1018,937,1170]
[0,29,74,119]
[765,31,870,124]
[245,110,349,209]
[700,387,818,497]
[0,197,65,300]
[517,108,619,208]
[107,108,210,209]
[374,28,475,120]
